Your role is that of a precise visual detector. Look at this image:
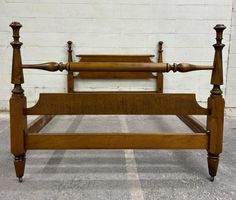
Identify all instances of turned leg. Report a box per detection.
[206,95,224,182]
[14,154,26,182]
[207,153,219,182]
[10,90,27,182]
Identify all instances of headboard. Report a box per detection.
[67,41,164,93]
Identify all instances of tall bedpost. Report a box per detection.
[207,24,226,182]
[157,41,164,93]
[9,22,27,182]
[67,41,74,93]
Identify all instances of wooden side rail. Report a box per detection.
[27,115,54,133]
[22,62,213,73]
[26,133,208,150]
[177,115,206,133]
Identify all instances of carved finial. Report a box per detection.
[10,22,22,44]
[214,24,226,45]
[67,41,73,62]
[10,22,24,93]
[211,24,226,95]
[158,41,163,63]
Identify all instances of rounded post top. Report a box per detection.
[214,24,226,45]
[9,21,22,28]
[214,24,226,31]
[67,41,72,51]
[10,21,23,45]
[158,41,163,51]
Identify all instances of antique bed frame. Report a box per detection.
[10,22,225,182]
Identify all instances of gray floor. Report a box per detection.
[0,113,235,200]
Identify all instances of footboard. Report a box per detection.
[9,22,225,182]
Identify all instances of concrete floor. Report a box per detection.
[0,113,235,200]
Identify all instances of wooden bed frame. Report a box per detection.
[9,22,225,182]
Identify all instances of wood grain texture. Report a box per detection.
[26,93,208,115]
[77,54,155,62]
[207,97,224,154]
[75,71,156,79]
[26,133,208,150]
[10,93,27,155]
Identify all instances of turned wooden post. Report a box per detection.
[207,24,226,181]
[157,41,164,93]
[67,41,74,93]
[9,22,27,182]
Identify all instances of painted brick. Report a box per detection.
[0,0,235,114]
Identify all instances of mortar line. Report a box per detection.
[225,0,234,104]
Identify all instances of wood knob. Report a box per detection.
[214,24,226,46]
[158,41,163,63]
[10,22,22,47]
[67,41,72,51]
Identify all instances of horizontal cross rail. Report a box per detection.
[22,62,213,73]
[26,132,208,149]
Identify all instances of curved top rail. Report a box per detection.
[76,54,155,57]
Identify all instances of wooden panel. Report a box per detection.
[26,93,208,115]
[27,115,54,133]
[177,115,206,133]
[26,133,208,150]
[75,72,156,79]
[77,54,154,62]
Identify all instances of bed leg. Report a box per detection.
[14,154,26,182]
[10,92,27,182]
[10,90,27,182]
[206,95,224,182]
[207,153,219,182]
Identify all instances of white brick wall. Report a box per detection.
[226,0,236,116]
[0,0,235,115]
